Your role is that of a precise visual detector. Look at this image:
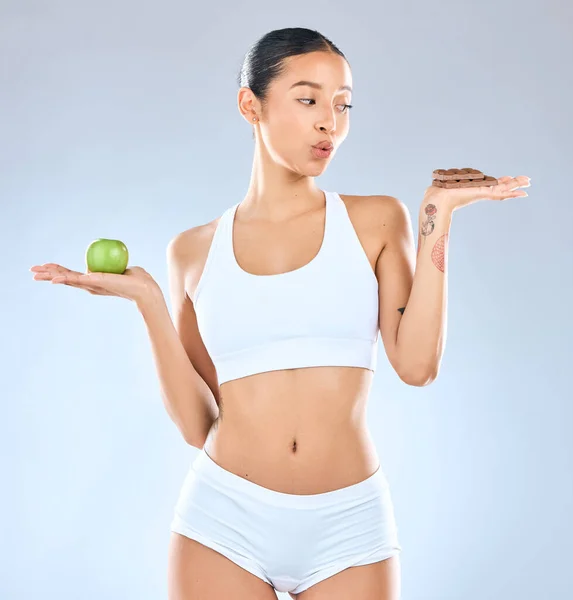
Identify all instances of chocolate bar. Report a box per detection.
[432,168,498,188]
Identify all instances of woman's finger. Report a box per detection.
[32,271,81,282]
[30,263,60,271]
[51,274,114,295]
[55,279,111,295]
[52,272,93,285]
[52,272,114,293]
[31,264,83,280]
[30,263,71,273]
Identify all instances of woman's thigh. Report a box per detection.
[295,555,401,600]
[168,532,279,600]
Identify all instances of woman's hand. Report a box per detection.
[30,263,161,305]
[423,175,531,212]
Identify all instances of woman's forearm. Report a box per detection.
[136,290,219,447]
[396,201,453,383]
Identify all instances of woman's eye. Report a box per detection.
[298,99,353,113]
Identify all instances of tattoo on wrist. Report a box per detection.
[418,203,437,254]
[421,204,437,236]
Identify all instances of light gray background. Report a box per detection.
[2,1,572,599]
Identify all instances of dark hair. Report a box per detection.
[237,27,348,117]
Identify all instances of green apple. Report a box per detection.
[85,239,129,274]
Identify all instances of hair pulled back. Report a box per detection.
[237,27,347,114]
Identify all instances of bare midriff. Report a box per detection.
[203,365,381,495]
[192,193,390,496]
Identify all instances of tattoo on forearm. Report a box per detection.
[397,307,405,315]
[418,203,448,272]
[421,204,437,238]
[431,233,448,273]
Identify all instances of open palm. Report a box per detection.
[30,263,159,303]
[424,175,531,211]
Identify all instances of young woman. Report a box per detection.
[30,27,530,600]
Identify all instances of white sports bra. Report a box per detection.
[192,191,380,384]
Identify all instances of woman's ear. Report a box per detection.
[237,87,260,125]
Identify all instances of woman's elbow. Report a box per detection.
[398,365,438,387]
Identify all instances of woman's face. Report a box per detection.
[244,51,353,176]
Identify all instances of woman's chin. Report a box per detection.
[304,159,330,176]
[285,156,330,177]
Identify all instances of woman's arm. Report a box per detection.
[30,255,218,445]
[376,174,530,385]
[376,197,452,386]
[397,200,451,383]
[137,289,219,447]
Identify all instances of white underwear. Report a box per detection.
[170,448,402,595]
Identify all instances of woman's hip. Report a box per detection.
[170,446,401,554]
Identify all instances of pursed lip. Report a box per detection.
[311,141,334,151]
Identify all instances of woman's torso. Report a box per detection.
[184,193,390,494]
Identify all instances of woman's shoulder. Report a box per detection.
[338,192,403,226]
[338,191,399,206]
[168,209,226,254]
[166,208,229,285]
